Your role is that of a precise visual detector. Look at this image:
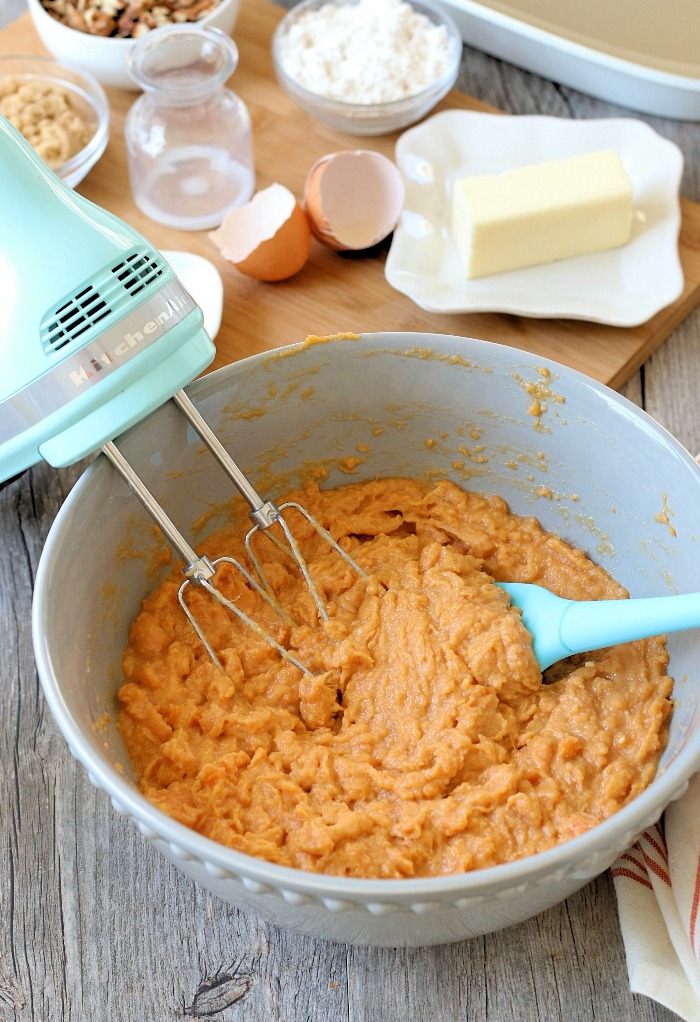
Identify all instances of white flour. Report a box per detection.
[277,0,456,104]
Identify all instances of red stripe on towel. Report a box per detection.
[689,853,700,956]
[643,828,669,866]
[640,846,671,887]
[611,866,654,891]
[618,849,646,870]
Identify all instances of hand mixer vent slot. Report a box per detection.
[40,247,169,357]
[112,249,165,298]
[42,285,112,354]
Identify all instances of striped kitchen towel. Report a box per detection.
[611,454,700,1020]
[612,772,700,1021]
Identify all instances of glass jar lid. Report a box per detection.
[128,25,239,106]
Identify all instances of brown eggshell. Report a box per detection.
[303,149,405,252]
[303,156,338,248]
[208,183,312,282]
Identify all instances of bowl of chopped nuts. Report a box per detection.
[27,0,241,91]
[0,54,109,186]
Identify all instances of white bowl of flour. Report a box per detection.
[272,0,463,135]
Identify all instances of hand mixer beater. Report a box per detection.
[0,115,366,672]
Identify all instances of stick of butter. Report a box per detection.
[451,149,633,280]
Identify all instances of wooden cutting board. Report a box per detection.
[5,0,700,388]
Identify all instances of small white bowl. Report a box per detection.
[0,54,109,186]
[272,0,463,136]
[27,0,241,91]
[161,250,224,340]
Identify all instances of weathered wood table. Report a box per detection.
[2,1,699,1019]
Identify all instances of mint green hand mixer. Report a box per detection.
[0,114,366,671]
[2,113,698,674]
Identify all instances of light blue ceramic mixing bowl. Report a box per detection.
[32,332,700,946]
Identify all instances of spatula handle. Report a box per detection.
[561,592,700,656]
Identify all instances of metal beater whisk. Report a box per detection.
[102,389,369,673]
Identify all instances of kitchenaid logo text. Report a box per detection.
[67,292,189,388]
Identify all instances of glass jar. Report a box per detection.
[125,25,255,231]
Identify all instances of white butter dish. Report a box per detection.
[385,111,684,326]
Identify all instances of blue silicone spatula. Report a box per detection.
[498,581,700,672]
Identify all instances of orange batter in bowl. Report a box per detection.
[118,478,673,878]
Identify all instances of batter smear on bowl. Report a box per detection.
[118,478,673,878]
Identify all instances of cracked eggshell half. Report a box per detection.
[303,149,405,251]
[208,182,312,282]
